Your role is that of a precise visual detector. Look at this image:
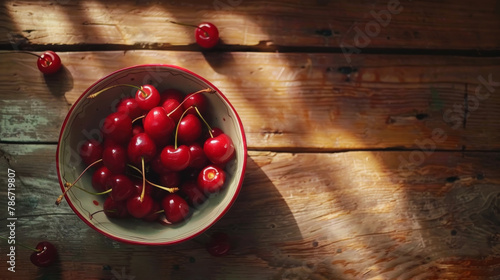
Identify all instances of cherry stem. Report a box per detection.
[72,185,112,196]
[127,164,179,193]
[87,84,146,99]
[193,106,213,138]
[132,115,145,123]
[174,105,196,149]
[167,20,210,36]
[167,88,215,118]
[140,157,146,202]
[0,50,42,59]
[56,159,103,205]
[0,236,40,252]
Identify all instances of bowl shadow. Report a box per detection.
[201,155,303,259]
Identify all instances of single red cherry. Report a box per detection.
[206,232,231,257]
[102,144,127,174]
[102,112,132,145]
[127,132,157,165]
[79,140,103,166]
[37,51,62,74]
[135,84,160,111]
[126,194,154,219]
[198,165,226,194]
[30,241,58,267]
[204,133,235,165]
[102,196,129,219]
[162,193,191,224]
[91,165,113,192]
[110,174,135,202]
[143,106,175,147]
[180,180,207,207]
[116,97,145,120]
[188,143,208,169]
[177,114,202,144]
[160,145,191,171]
[195,22,219,49]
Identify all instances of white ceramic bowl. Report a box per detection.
[56,64,247,245]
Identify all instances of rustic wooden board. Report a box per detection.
[1,51,500,151]
[1,0,499,51]
[1,144,499,279]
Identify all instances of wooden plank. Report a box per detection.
[1,144,500,279]
[0,0,499,50]
[1,51,500,151]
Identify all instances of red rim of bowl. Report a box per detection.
[56,64,247,246]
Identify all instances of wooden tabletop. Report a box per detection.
[1,1,500,279]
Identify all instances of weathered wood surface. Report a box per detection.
[1,51,500,151]
[1,145,500,279]
[1,0,499,51]
[1,0,500,279]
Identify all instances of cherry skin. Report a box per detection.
[110,174,135,202]
[195,22,219,49]
[160,88,184,104]
[132,124,144,136]
[151,154,171,174]
[159,171,181,189]
[204,133,235,165]
[162,193,191,224]
[180,180,207,208]
[79,140,103,166]
[30,241,58,267]
[143,107,175,147]
[177,114,202,144]
[162,98,183,124]
[183,91,208,115]
[126,194,154,219]
[37,51,62,75]
[160,145,191,171]
[132,178,153,197]
[188,143,208,169]
[91,165,112,192]
[102,196,129,219]
[102,112,132,145]
[127,132,157,165]
[143,200,162,222]
[116,97,144,120]
[198,165,226,194]
[210,127,224,138]
[102,144,127,174]
[202,127,224,142]
[206,232,231,257]
[135,84,160,111]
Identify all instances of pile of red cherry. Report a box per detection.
[59,83,235,227]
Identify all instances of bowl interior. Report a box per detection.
[57,65,246,245]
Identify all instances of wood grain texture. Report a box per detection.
[0,0,499,50]
[1,145,499,279]
[1,51,499,151]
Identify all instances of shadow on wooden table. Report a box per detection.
[43,65,74,97]
[210,155,303,254]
